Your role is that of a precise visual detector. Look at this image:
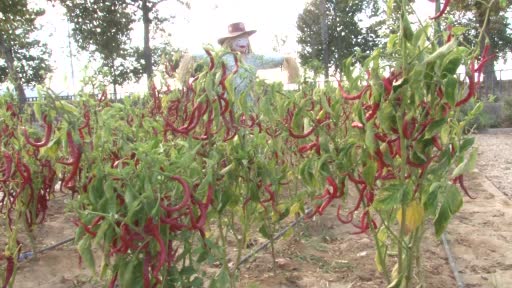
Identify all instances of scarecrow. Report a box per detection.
[177,22,300,101]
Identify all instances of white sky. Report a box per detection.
[27,0,511,97]
[35,0,312,95]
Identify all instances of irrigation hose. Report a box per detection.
[15,214,465,288]
[18,237,75,262]
[441,232,465,288]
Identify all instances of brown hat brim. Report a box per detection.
[218,30,256,45]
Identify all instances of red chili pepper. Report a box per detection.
[204,48,215,71]
[260,184,279,212]
[2,256,14,288]
[456,175,477,199]
[15,154,32,185]
[108,272,118,288]
[98,90,108,102]
[412,118,433,141]
[337,184,366,224]
[351,210,378,235]
[336,77,370,100]
[143,251,151,288]
[365,103,380,122]
[374,133,388,143]
[144,217,166,279]
[22,114,52,148]
[474,44,495,74]
[430,0,451,20]
[0,152,13,183]
[436,86,444,99]
[446,24,453,43]
[78,110,91,141]
[455,61,476,107]
[432,135,443,151]
[288,126,315,139]
[219,62,228,91]
[160,176,192,213]
[298,140,320,155]
[336,204,354,224]
[6,102,17,118]
[73,219,97,237]
[402,117,417,140]
[347,173,366,185]
[62,131,82,189]
[382,77,392,96]
[351,121,364,129]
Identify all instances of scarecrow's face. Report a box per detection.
[231,36,250,54]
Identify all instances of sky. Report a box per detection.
[32,0,312,96]
[27,0,511,97]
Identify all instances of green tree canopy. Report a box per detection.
[296,0,381,79]
[53,0,188,94]
[449,0,512,84]
[0,0,52,103]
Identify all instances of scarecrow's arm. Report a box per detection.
[248,54,285,70]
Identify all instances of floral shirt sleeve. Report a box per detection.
[246,54,285,70]
[222,53,285,95]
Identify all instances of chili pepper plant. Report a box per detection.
[0,1,491,287]
[291,1,489,286]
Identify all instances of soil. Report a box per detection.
[9,131,512,288]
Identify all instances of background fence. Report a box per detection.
[21,69,512,103]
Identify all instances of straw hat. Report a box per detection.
[217,22,256,45]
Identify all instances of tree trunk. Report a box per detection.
[319,0,329,82]
[476,3,499,98]
[142,0,153,88]
[111,59,118,101]
[0,33,27,105]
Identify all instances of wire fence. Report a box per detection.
[21,69,512,103]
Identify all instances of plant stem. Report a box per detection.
[367,204,390,283]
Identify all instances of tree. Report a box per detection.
[450,0,512,91]
[296,0,381,78]
[56,0,136,97]
[0,0,52,104]
[54,0,188,93]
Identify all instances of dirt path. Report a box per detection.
[444,132,512,288]
[10,132,512,287]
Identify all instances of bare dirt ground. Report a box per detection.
[10,131,512,288]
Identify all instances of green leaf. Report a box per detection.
[451,148,477,178]
[319,90,333,114]
[365,123,376,153]
[401,12,414,43]
[458,137,475,153]
[120,258,138,288]
[425,119,447,139]
[434,202,451,238]
[180,266,197,278]
[444,75,458,107]
[373,183,402,210]
[387,34,399,53]
[423,183,440,216]
[377,102,396,133]
[362,161,377,188]
[77,238,96,273]
[213,268,231,288]
[445,184,463,214]
[424,40,458,64]
[318,155,332,177]
[441,49,464,77]
[291,105,305,134]
[386,0,394,17]
[259,223,271,240]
